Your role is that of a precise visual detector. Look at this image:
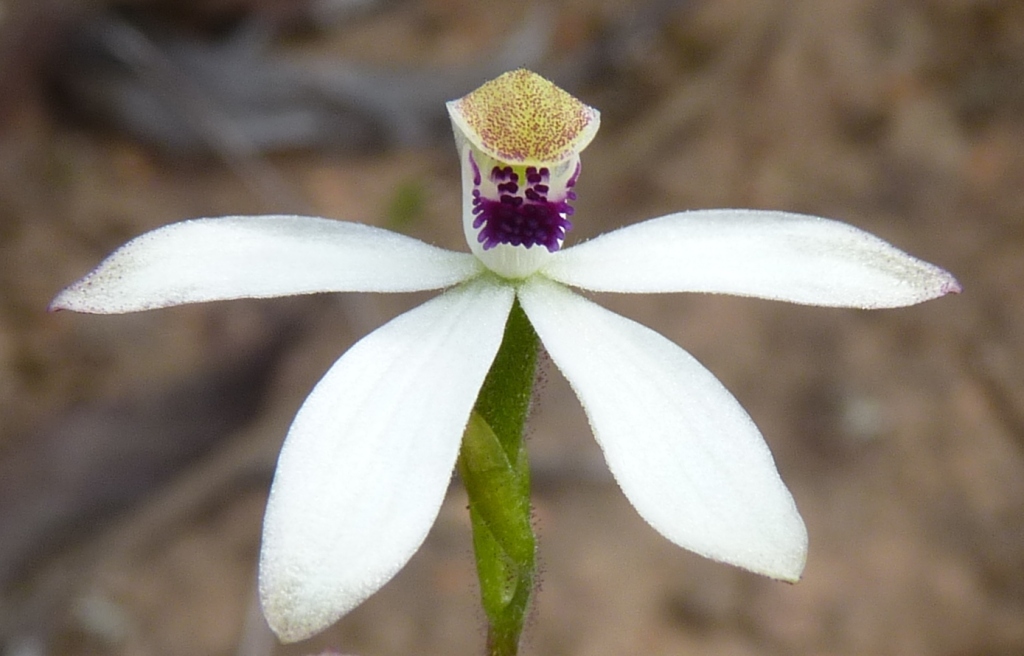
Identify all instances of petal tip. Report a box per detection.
[728,520,808,583]
[940,274,963,296]
[772,550,808,584]
[258,568,345,644]
[48,286,86,313]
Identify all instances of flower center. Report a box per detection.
[470,152,579,253]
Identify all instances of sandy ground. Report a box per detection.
[1,0,1023,654]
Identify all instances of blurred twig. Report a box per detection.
[602,2,787,180]
[72,14,311,212]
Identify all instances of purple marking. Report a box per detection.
[472,163,577,252]
[469,152,482,186]
[566,162,581,188]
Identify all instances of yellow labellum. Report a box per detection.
[447,69,600,165]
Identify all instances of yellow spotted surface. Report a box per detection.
[448,69,600,164]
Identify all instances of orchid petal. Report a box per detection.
[259,277,514,642]
[543,209,960,308]
[519,278,807,581]
[51,216,481,313]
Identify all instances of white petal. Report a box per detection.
[51,216,482,313]
[259,278,514,642]
[543,209,961,308]
[519,278,807,580]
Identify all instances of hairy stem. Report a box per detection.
[458,297,538,656]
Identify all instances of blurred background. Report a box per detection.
[1,0,1022,654]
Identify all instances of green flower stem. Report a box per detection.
[458,296,538,656]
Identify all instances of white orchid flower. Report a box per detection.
[51,69,960,642]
